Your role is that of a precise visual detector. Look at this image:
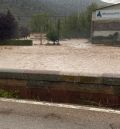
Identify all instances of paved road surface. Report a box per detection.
[0,99,120,129]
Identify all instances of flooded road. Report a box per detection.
[0,39,120,75]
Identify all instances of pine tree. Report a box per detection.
[0,10,18,41]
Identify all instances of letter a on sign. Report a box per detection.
[97,11,102,17]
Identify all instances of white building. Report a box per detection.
[91,3,120,45]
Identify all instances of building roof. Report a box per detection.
[95,3,120,11]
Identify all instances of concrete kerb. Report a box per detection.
[0,98,120,115]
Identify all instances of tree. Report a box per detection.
[0,10,18,41]
[46,30,59,45]
[84,3,98,37]
[61,15,81,38]
[30,13,49,45]
[18,26,30,39]
[60,3,98,38]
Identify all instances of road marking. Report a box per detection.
[0,98,120,115]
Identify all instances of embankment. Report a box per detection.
[0,69,119,108]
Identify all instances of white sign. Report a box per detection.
[96,10,120,19]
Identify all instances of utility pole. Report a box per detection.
[57,19,60,44]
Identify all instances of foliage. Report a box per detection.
[30,13,49,33]
[61,15,82,38]
[0,39,32,46]
[18,26,30,38]
[0,0,54,26]
[30,13,49,44]
[29,3,98,40]
[61,3,98,38]
[0,90,19,98]
[0,10,18,41]
[84,3,98,37]
[46,30,59,44]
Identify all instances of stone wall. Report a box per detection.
[0,69,119,108]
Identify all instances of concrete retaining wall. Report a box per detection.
[0,69,120,108]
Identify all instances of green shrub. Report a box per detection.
[46,30,59,44]
[0,39,32,46]
[0,90,19,98]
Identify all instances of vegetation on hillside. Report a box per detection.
[30,13,49,44]
[60,3,98,38]
[30,3,98,40]
[0,0,53,26]
[42,0,108,15]
[0,0,109,26]
[0,0,109,41]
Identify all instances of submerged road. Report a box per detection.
[0,99,120,129]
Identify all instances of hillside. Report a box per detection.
[42,0,109,15]
[0,0,109,25]
[0,0,54,25]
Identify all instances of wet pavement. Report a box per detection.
[0,99,120,129]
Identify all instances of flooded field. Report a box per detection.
[0,38,120,75]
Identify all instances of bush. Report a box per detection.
[46,30,59,44]
[0,39,32,46]
[18,26,30,39]
[0,10,18,41]
[0,90,19,98]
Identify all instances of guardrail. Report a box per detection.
[0,69,119,108]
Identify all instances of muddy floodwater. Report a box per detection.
[0,39,120,76]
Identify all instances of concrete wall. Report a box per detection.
[0,69,119,108]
